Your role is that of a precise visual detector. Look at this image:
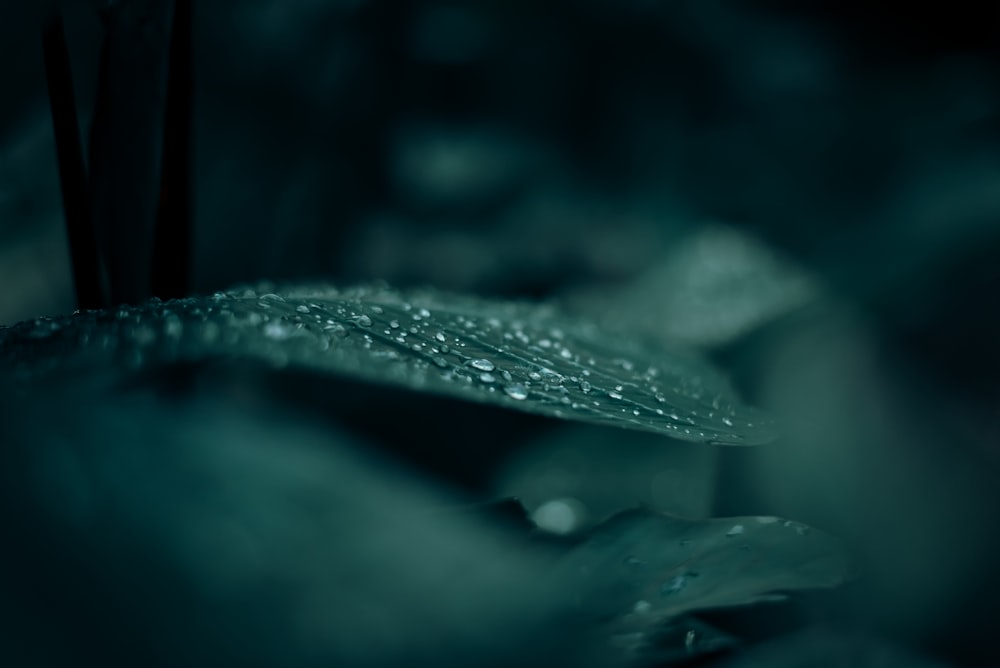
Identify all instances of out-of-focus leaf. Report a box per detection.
[612,614,738,666]
[587,225,815,348]
[562,509,851,625]
[496,425,718,532]
[715,628,953,668]
[0,384,605,668]
[0,283,775,444]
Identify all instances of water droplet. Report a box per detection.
[356,315,373,327]
[435,332,447,342]
[163,315,183,339]
[559,348,572,359]
[726,524,745,537]
[661,575,688,596]
[608,391,623,400]
[389,320,400,329]
[532,498,583,535]
[296,304,310,314]
[469,358,495,372]
[722,416,734,427]
[479,372,496,383]
[263,320,295,340]
[783,520,809,535]
[324,323,347,337]
[503,383,528,400]
[579,380,592,393]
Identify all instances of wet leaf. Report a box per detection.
[0,282,775,444]
[562,508,852,624]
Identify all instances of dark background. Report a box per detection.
[1,1,999,666]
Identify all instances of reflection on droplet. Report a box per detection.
[532,497,584,535]
[661,575,688,596]
[324,323,347,337]
[263,320,295,340]
[163,316,183,339]
[503,383,528,400]
[470,358,495,372]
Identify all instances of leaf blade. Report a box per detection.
[0,283,776,444]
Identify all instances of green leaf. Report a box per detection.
[0,385,604,668]
[562,508,852,624]
[0,283,775,444]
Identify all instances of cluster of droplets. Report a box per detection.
[0,282,772,444]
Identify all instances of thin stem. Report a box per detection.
[152,0,193,301]
[42,12,106,310]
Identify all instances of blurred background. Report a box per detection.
[2,1,999,665]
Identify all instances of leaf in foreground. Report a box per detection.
[0,387,601,668]
[0,283,775,444]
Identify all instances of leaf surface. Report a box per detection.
[0,283,775,444]
[563,508,852,625]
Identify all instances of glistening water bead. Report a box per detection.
[503,383,528,400]
[0,282,776,445]
[469,358,495,372]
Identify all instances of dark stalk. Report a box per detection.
[152,0,193,300]
[88,0,174,306]
[41,13,106,310]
